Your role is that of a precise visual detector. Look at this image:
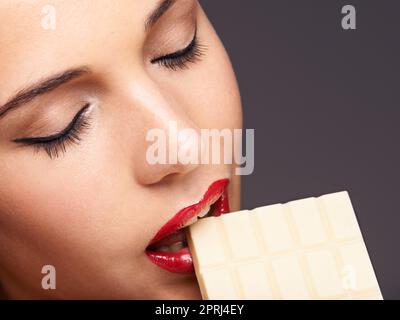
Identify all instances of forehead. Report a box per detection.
[0,0,154,102]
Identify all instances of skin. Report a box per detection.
[0,0,242,299]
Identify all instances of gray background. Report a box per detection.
[202,0,400,299]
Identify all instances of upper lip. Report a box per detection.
[148,179,230,246]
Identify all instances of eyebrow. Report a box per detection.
[0,67,90,120]
[146,0,178,30]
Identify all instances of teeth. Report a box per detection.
[169,242,185,252]
[180,206,214,229]
[198,206,211,218]
[157,242,185,253]
[182,215,198,228]
[158,246,171,252]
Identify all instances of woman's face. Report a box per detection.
[0,0,241,299]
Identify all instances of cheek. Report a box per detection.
[193,8,242,130]
[154,9,242,132]
[0,146,142,261]
[0,158,100,252]
[191,50,242,130]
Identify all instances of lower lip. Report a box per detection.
[146,247,194,273]
[146,179,230,274]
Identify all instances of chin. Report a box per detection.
[146,275,202,300]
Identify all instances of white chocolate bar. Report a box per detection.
[187,191,383,300]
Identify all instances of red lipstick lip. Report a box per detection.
[146,178,230,274]
[148,178,230,246]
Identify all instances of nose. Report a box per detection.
[127,79,203,185]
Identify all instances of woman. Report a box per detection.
[0,0,242,299]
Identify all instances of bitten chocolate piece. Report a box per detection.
[187,191,382,300]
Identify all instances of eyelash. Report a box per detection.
[13,104,92,159]
[150,29,206,70]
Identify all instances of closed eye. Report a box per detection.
[150,27,206,70]
[12,103,92,159]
